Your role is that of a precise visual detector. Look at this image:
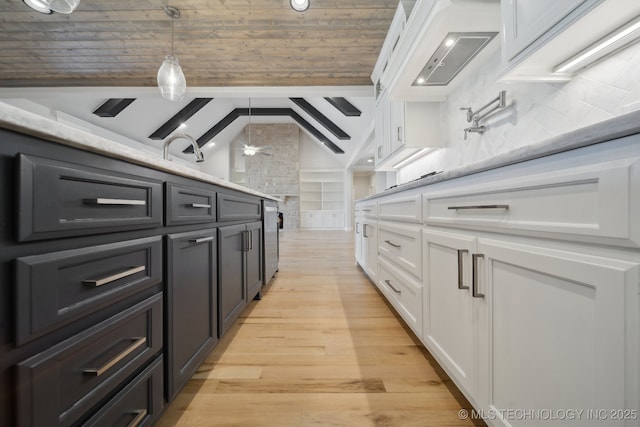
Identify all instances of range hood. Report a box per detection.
[382,0,501,102]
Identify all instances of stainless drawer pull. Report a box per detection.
[186,203,211,208]
[84,198,146,206]
[457,250,469,290]
[472,254,485,299]
[384,240,401,248]
[127,409,148,427]
[84,337,147,377]
[384,279,401,294]
[83,265,145,287]
[190,236,214,244]
[448,204,509,210]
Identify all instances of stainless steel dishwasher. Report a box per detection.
[262,199,279,285]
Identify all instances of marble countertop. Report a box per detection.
[0,103,278,201]
[362,108,640,201]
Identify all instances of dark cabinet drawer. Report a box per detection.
[17,154,162,241]
[82,356,164,427]
[16,294,163,427]
[15,236,162,345]
[217,193,262,221]
[165,183,216,226]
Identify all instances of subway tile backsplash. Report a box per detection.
[397,41,640,183]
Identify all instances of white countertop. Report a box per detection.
[0,102,278,201]
[362,108,640,200]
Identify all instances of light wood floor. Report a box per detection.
[157,230,483,427]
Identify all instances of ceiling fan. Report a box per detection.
[241,144,273,156]
[237,98,273,157]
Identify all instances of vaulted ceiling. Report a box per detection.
[0,0,398,87]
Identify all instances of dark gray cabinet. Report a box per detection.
[17,154,162,242]
[83,355,164,427]
[165,183,216,226]
[217,221,263,337]
[16,294,162,427]
[166,229,218,400]
[217,193,262,221]
[15,236,162,345]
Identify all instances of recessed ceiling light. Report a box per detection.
[178,123,187,129]
[23,0,52,14]
[290,0,310,12]
[416,77,426,85]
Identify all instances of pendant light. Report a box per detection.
[157,5,187,102]
[24,0,79,14]
[290,0,310,12]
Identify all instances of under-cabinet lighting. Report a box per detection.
[393,148,434,169]
[554,15,640,74]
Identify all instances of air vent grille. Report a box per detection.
[413,32,497,86]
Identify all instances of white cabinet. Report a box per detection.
[300,170,345,229]
[374,100,442,171]
[502,0,592,62]
[476,238,639,427]
[423,228,479,404]
[355,201,378,284]
[498,0,640,80]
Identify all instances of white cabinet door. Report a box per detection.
[374,97,391,166]
[423,228,479,403]
[363,221,378,283]
[476,238,639,427]
[300,211,322,228]
[502,0,589,61]
[355,218,364,266]
[322,212,345,229]
[389,99,405,154]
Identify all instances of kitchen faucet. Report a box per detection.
[163,133,204,162]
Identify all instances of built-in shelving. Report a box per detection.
[300,170,345,229]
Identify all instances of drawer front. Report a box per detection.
[217,193,262,221]
[378,221,422,280]
[358,201,377,217]
[18,154,162,241]
[165,183,216,226]
[16,294,163,427]
[378,193,421,222]
[378,258,423,338]
[83,356,164,427]
[423,158,640,246]
[15,237,162,345]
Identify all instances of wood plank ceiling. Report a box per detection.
[0,0,398,88]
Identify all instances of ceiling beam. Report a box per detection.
[324,97,362,117]
[183,107,344,154]
[92,98,136,117]
[148,98,213,140]
[290,97,351,140]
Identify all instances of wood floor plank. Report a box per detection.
[157,230,484,426]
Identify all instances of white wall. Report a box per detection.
[299,133,345,169]
[397,41,640,183]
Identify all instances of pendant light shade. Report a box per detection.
[158,5,186,102]
[24,0,79,14]
[290,0,310,12]
[157,55,186,102]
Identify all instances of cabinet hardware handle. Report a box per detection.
[356,222,360,234]
[243,230,250,251]
[186,203,211,208]
[190,236,214,244]
[384,280,401,294]
[249,230,253,250]
[472,254,485,299]
[385,240,401,248]
[397,126,403,142]
[377,146,382,159]
[84,337,146,376]
[83,198,146,206]
[457,250,469,290]
[447,205,509,211]
[127,410,148,427]
[83,265,145,287]
[363,224,368,238]
[362,209,372,212]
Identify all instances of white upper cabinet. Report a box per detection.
[500,0,640,81]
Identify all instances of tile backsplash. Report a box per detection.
[397,41,640,183]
